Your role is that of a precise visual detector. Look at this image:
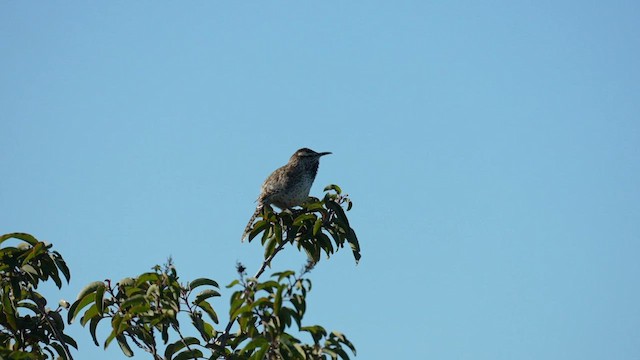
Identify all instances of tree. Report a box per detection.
[0,233,75,359]
[1,185,360,359]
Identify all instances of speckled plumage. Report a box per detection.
[241,148,331,242]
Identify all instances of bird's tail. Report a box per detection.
[241,206,263,242]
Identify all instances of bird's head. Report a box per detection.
[292,148,332,160]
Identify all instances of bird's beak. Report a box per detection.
[318,152,332,156]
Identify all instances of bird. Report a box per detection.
[241,148,331,242]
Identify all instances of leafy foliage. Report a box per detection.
[3,185,360,359]
[0,233,75,359]
[248,185,361,265]
[67,260,220,359]
[222,265,356,359]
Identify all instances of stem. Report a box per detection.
[127,333,159,359]
[254,241,287,279]
[176,325,197,357]
[42,313,73,360]
[32,290,73,360]
[218,240,288,358]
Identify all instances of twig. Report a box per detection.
[127,331,161,360]
[35,300,73,360]
[217,240,288,358]
[175,325,197,358]
[254,241,287,279]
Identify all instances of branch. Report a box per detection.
[175,323,197,358]
[33,296,73,360]
[217,240,288,357]
[254,241,287,279]
[126,332,161,360]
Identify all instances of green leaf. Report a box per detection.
[293,213,316,226]
[332,347,351,360]
[188,278,219,290]
[104,330,116,349]
[316,232,335,258]
[249,297,270,311]
[118,277,135,287]
[50,342,70,360]
[46,259,64,288]
[80,304,99,326]
[193,289,221,304]
[274,222,283,244]
[127,303,151,316]
[0,232,39,246]
[74,281,104,301]
[21,242,45,265]
[301,241,320,264]
[116,334,134,357]
[278,306,293,329]
[272,270,295,282]
[61,334,78,349]
[104,315,129,350]
[273,285,284,315]
[229,293,245,317]
[146,284,159,297]
[89,316,102,346]
[120,294,146,309]
[249,343,269,360]
[68,291,97,324]
[301,325,327,343]
[95,283,105,315]
[190,313,215,342]
[10,277,22,300]
[240,337,268,355]
[165,337,201,359]
[326,227,345,248]
[159,323,169,344]
[248,220,269,242]
[323,348,338,359]
[291,294,306,318]
[2,294,17,331]
[264,236,277,259]
[256,280,279,292]
[135,272,160,286]
[346,199,353,211]
[293,343,306,357]
[312,218,323,236]
[304,201,326,212]
[31,289,48,308]
[325,200,351,228]
[196,300,219,324]
[286,304,302,328]
[21,264,39,277]
[174,349,204,360]
[332,331,357,354]
[323,184,342,194]
[347,229,362,264]
[112,313,129,335]
[16,301,39,313]
[231,302,255,320]
[52,252,71,283]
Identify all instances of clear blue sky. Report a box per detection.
[2,2,639,359]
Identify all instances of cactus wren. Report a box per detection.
[241,148,331,242]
